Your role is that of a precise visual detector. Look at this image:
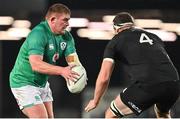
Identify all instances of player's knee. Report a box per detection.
[105,108,112,118]
[47,113,54,118]
[154,104,171,118]
[108,100,124,118]
[22,106,48,118]
[23,111,48,118]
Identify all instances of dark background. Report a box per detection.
[0,0,180,118]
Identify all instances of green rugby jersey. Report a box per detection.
[10,20,76,88]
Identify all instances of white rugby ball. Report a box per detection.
[66,65,88,93]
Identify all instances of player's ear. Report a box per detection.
[113,25,119,34]
[50,16,56,24]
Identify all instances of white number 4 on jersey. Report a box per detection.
[139,33,153,45]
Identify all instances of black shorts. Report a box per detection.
[120,80,180,115]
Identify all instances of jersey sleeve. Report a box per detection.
[103,35,125,62]
[103,37,117,60]
[27,29,47,56]
[63,31,76,57]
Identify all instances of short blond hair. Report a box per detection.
[45,3,71,19]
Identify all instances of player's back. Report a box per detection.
[113,28,179,83]
[116,28,169,64]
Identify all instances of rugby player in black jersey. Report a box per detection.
[85,12,180,118]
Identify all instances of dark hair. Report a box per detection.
[45,3,71,19]
[113,12,134,26]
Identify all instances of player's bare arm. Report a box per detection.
[29,54,78,81]
[85,59,114,112]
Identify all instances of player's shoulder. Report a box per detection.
[63,30,72,37]
[111,28,138,43]
[134,27,158,37]
[26,21,48,41]
[123,27,158,40]
[108,34,124,48]
[30,21,47,35]
[62,30,74,41]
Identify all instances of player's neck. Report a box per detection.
[47,20,57,34]
[117,26,132,33]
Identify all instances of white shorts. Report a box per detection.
[11,82,53,110]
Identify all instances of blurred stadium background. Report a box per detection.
[0,0,180,118]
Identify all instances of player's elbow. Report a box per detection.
[29,55,43,72]
[101,79,109,85]
[98,74,110,84]
[30,63,39,72]
[29,59,40,72]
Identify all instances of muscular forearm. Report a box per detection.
[93,73,110,105]
[93,60,114,105]
[31,60,64,75]
[84,60,114,113]
[94,80,109,105]
[29,55,65,76]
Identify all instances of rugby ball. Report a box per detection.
[66,65,88,93]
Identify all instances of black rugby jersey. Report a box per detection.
[103,28,179,83]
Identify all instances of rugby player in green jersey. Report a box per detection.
[10,3,84,118]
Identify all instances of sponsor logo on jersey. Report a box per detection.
[49,44,54,50]
[128,101,142,113]
[60,42,66,50]
[52,53,59,63]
